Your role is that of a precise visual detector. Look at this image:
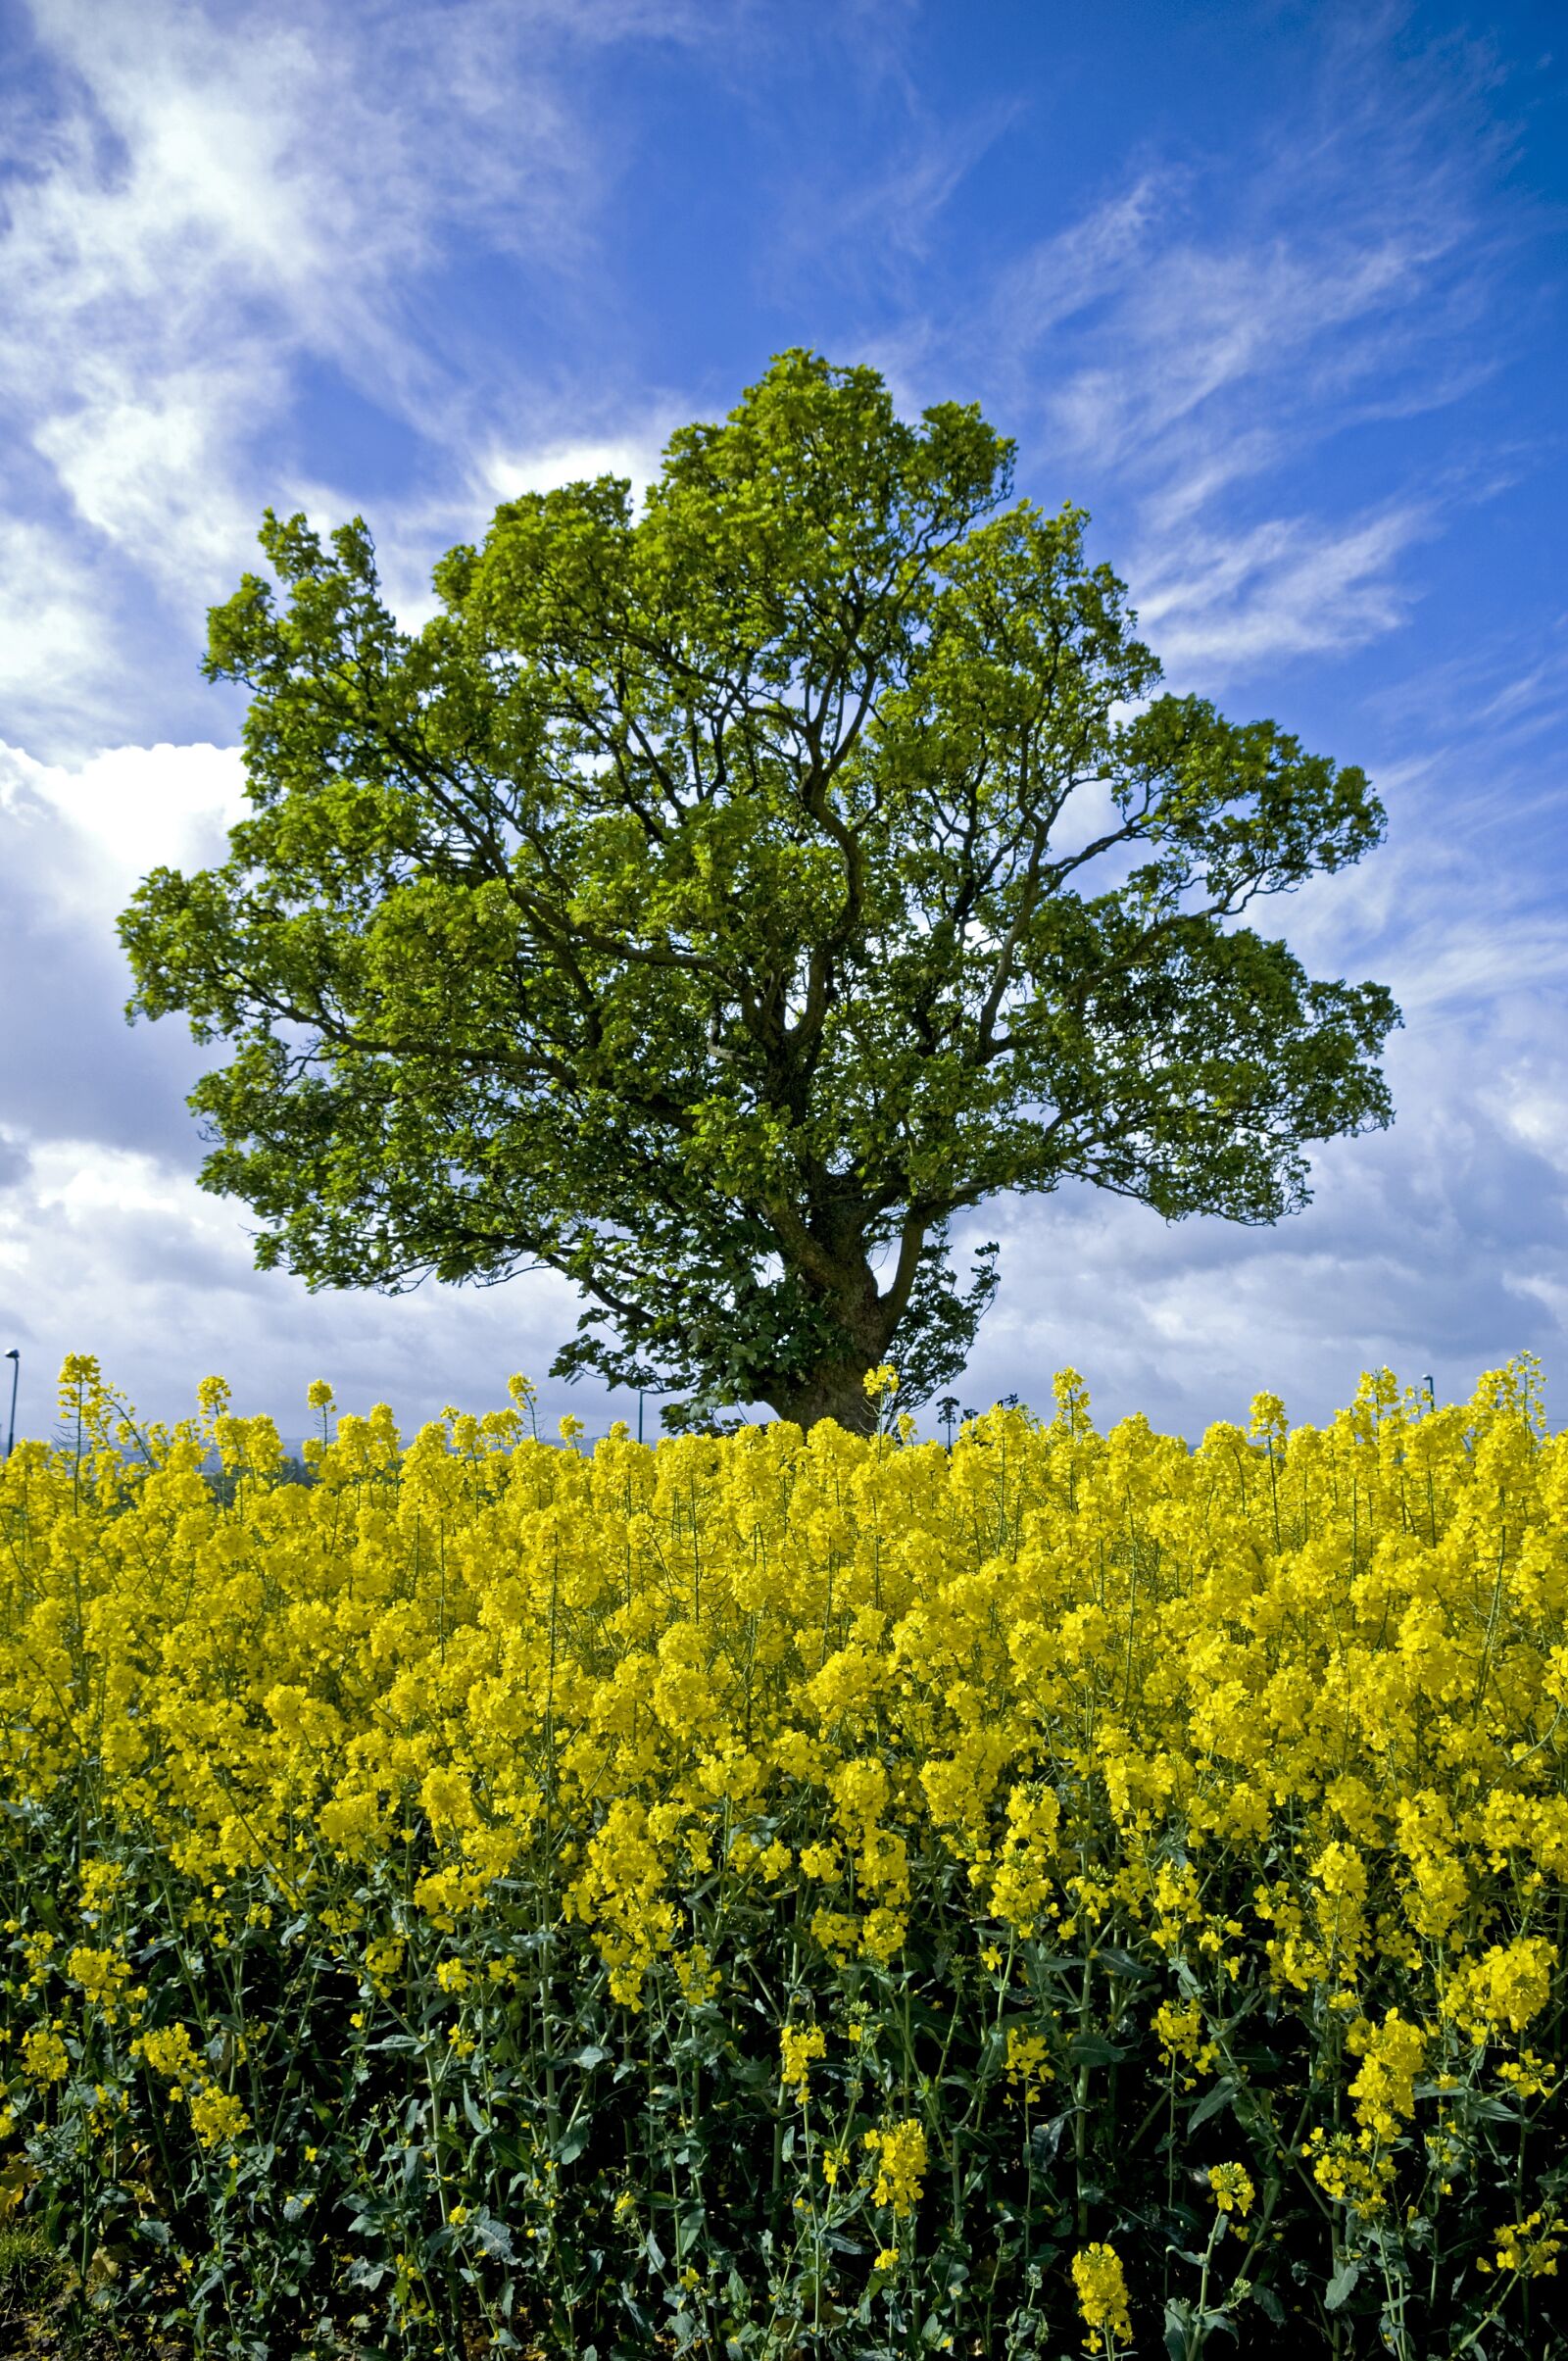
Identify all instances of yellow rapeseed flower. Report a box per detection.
[1206,2162,1254,2216]
[1070,2243,1132,2353]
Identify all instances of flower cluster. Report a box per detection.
[1071,2242,1132,2351]
[860,2118,928,2217]
[1206,2161,1254,2216]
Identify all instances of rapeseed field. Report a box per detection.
[0,1354,1563,2357]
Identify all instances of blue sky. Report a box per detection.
[1,0,1565,1450]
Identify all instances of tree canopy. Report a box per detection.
[119,350,1399,1434]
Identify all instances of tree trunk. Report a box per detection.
[763,1360,879,1437]
[758,1241,893,1436]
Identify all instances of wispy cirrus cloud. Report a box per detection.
[871,14,1524,688]
[0,0,729,754]
[765,95,1027,307]
[1131,500,1437,673]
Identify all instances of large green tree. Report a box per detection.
[120,352,1398,1435]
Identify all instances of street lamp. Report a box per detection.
[637,1389,668,1446]
[3,1349,17,1461]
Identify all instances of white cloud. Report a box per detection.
[33,370,271,588]
[2,13,350,626]
[873,20,1520,687]
[0,1133,587,1451]
[1135,502,1433,678]
[949,996,1568,1441]
[1045,225,1460,479]
[0,738,248,931]
[1479,1060,1568,1171]
[768,93,1027,304]
[1054,178,1481,676]
[0,516,114,719]
[982,174,1171,376]
[480,432,670,507]
[868,174,1163,415]
[0,0,718,755]
[15,1138,225,1233]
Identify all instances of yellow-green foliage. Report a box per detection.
[0,1354,1564,2358]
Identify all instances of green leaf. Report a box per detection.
[1163,2300,1193,2360]
[1187,2075,1241,2131]
[1325,2261,1360,2310]
[472,2211,516,2262]
[1066,2033,1126,2066]
[1094,1945,1154,1981]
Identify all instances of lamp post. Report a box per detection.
[3,1349,17,1461]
